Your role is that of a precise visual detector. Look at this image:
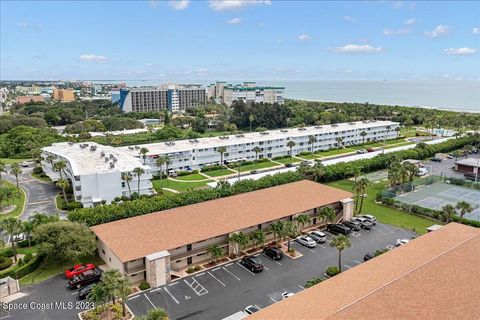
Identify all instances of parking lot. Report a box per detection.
[423,154,480,180]
[126,223,416,320]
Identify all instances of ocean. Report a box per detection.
[95,79,480,113]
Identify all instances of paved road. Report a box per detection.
[3,164,64,220]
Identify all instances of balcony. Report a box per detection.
[124,264,146,276]
[170,239,228,261]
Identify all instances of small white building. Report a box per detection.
[42,142,153,208]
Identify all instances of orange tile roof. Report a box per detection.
[15,95,45,104]
[248,222,480,320]
[91,180,353,262]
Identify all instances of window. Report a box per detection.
[102,249,105,255]
[187,244,192,251]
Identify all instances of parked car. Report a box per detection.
[363,253,375,261]
[168,170,177,177]
[327,224,352,235]
[352,217,373,230]
[284,163,293,168]
[65,264,96,279]
[281,291,295,299]
[360,214,377,225]
[447,154,454,159]
[296,235,317,248]
[78,283,96,300]
[357,149,367,154]
[300,160,310,165]
[416,168,428,176]
[308,230,326,243]
[343,220,361,231]
[20,161,30,168]
[367,147,375,152]
[250,170,258,174]
[263,246,283,260]
[241,256,264,273]
[395,239,410,247]
[68,268,102,289]
[244,305,261,315]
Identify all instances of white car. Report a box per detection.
[360,214,377,225]
[357,149,367,154]
[296,235,317,248]
[20,161,29,168]
[308,230,326,243]
[396,239,410,246]
[244,305,261,315]
[281,291,295,300]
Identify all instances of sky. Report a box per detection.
[1,0,479,81]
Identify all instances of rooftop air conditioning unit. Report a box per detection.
[298,127,306,131]
[104,157,109,162]
[109,162,115,168]
[128,146,134,150]
[100,151,105,157]
[134,146,140,150]
[68,142,74,145]
[109,154,114,159]
[281,129,288,133]
[260,132,269,135]
[349,122,355,125]
[314,126,322,129]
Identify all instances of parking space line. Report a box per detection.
[196,272,205,277]
[225,263,233,267]
[297,284,304,290]
[212,267,221,271]
[151,287,162,293]
[344,264,353,269]
[163,287,180,304]
[184,278,208,296]
[144,293,157,309]
[319,245,326,249]
[270,297,278,303]
[71,291,78,296]
[168,282,178,287]
[208,271,226,286]
[353,259,362,265]
[236,262,256,276]
[261,253,282,266]
[223,267,241,281]
[129,295,140,300]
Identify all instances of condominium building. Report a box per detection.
[116,84,206,113]
[120,120,400,173]
[207,81,285,106]
[15,95,45,105]
[249,222,480,320]
[41,142,153,208]
[15,85,40,95]
[53,89,75,102]
[91,180,354,286]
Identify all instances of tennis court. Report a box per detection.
[397,182,480,221]
[355,170,389,182]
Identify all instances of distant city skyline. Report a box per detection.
[1,0,479,81]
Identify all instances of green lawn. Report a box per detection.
[203,168,237,177]
[174,173,210,181]
[19,254,105,286]
[298,153,322,160]
[272,156,302,165]
[0,180,26,219]
[312,148,356,157]
[152,178,213,192]
[328,179,440,235]
[237,161,280,172]
[0,158,31,165]
[31,172,52,183]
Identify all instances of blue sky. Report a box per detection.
[1,0,479,81]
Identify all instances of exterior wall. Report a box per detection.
[53,89,75,102]
[341,198,355,221]
[146,252,170,288]
[455,164,477,174]
[98,239,124,273]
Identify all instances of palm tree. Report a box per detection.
[207,244,224,264]
[403,117,414,136]
[22,221,34,247]
[116,276,132,316]
[330,234,351,273]
[394,126,401,139]
[252,146,261,161]
[0,160,5,180]
[139,147,150,165]
[352,180,362,213]
[269,221,283,244]
[442,204,456,223]
[249,114,255,132]
[139,308,169,320]
[164,155,171,176]
[249,230,266,250]
[10,163,22,190]
[318,207,336,224]
[296,214,311,231]
[0,218,22,262]
[88,283,109,313]
[45,154,55,170]
[53,160,67,180]
[307,135,317,153]
[236,232,249,253]
[283,221,298,251]
[56,178,70,204]
[155,157,167,193]
[357,177,370,214]
[286,140,296,157]
[384,125,392,146]
[217,146,227,172]
[360,131,367,145]
[133,167,145,196]
[102,269,123,304]
[335,137,344,148]
[121,172,133,198]
[455,201,473,220]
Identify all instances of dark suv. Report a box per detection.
[68,268,102,289]
[241,255,264,272]
[263,246,283,260]
[343,220,361,231]
[327,224,352,235]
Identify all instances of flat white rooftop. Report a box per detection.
[43,142,148,176]
[119,120,398,156]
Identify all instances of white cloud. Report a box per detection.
[168,0,189,10]
[298,34,311,41]
[332,44,384,53]
[424,25,450,38]
[393,1,403,9]
[227,17,242,24]
[443,47,477,55]
[404,18,416,25]
[149,0,159,8]
[208,0,271,11]
[79,54,109,62]
[473,27,480,34]
[383,28,411,36]
[344,16,357,22]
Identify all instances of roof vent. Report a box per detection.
[348,122,355,125]
[260,132,269,135]
[134,146,140,150]
[68,142,74,145]
[104,157,109,162]
[128,146,134,150]
[298,127,306,131]
[90,145,97,152]
[314,126,322,129]
[219,136,230,140]
[100,151,105,157]
[281,129,288,133]
[235,134,245,138]
[331,124,338,127]
[109,162,115,168]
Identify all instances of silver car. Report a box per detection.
[360,214,377,225]
[308,230,326,243]
[296,235,317,248]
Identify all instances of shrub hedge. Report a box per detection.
[0,254,43,279]
[0,256,12,270]
[326,266,340,277]
[0,248,13,258]
[139,281,150,290]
